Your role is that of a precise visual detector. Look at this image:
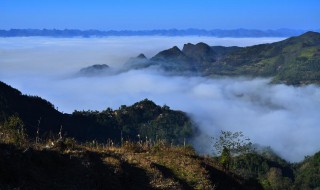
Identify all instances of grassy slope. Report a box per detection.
[1,138,320,190]
[0,141,262,190]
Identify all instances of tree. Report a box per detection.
[212,131,253,170]
[265,167,292,190]
[212,130,253,156]
[220,146,231,170]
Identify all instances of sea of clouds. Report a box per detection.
[1,36,320,162]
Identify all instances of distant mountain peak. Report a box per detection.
[293,31,320,40]
[196,42,211,47]
[80,64,109,71]
[137,53,147,59]
[78,64,110,76]
[281,31,320,47]
[182,42,216,63]
[162,46,182,55]
[171,46,181,51]
[122,53,150,71]
[152,46,184,61]
[182,42,211,52]
[301,31,320,36]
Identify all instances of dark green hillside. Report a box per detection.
[0,81,62,135]
[0,81,194,144]
[208,32,320,84]
[293,151,320,189]
[200,31,320,84]
[210,31,320,84]
[232,152,294,189]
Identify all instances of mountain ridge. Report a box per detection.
[0,28,317,37]
[118,31,320,85]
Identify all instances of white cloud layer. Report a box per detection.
[2,36,320,162]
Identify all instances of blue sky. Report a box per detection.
[1,0,319,30]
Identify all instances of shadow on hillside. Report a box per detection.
[0,143,152,190]
[201,162,263,190]
[119,161,153,190]
[151,163,193,190]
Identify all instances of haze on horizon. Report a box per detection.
[1,0,319,31]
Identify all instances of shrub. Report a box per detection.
[0,115,28,145]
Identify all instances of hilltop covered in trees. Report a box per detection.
[0,81,194,144]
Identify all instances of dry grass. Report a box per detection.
[0,138,261,190]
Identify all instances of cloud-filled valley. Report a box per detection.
[1,36,319,162]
